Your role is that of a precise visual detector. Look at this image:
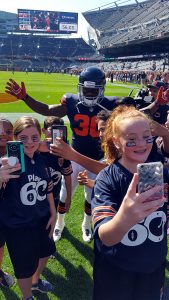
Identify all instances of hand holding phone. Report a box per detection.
[6,141,25,174]
[51,125,67,144]
[137,162,164,202]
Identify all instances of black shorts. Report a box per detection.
[93,257,165,300]
[4,216,56,279]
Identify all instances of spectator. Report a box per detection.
[0,116,56,300]
[92,105,167,300]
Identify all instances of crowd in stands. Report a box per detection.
[0,36,95,60]
[83,0,169,49]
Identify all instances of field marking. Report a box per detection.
[0,113,69,123]
[107,82,140,89]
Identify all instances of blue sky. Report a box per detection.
[1,0,144,14]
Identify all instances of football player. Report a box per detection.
[5,66,118,243]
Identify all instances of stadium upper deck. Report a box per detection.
[83,0,169,57]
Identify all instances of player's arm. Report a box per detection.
[24,96,67,117]
[5,79,67,117]
[50,139,107,174]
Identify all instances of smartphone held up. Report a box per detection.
[137,162,164,202]
[51,125,67,144]
[6,141,25,174]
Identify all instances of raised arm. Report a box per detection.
[5,79,67,117]
[50,138,106,174]
[97,174,166,247]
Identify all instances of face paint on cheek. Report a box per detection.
[126,141,136,147]
[146,137,154,144]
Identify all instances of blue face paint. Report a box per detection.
[126,137,153,147]
[146,137,154,144]
[126,141,136,147]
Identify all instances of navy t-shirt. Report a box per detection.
[92,160,169,273]
[61,93,117,160]
[0,153,53,228]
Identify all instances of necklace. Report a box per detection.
[31,158,35,164]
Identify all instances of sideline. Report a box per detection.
[0,113,69,123]
[107,82,140,89]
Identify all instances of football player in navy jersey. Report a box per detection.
[5,66,118,243]
[41,116,72,242]
[0,117,56,300]
[92,105,168,300]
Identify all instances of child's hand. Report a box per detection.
[0,157,21,182]
[77,170,94,188]
[46,214,56,238]
[77,170,88,185]
[119,174,166,229]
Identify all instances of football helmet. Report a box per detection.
[78,67,106,107]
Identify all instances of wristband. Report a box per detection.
[22,94,29,101]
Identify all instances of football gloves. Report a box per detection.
[5,79,27,100]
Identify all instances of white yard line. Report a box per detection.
[0,113,69,123]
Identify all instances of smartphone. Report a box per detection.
[51,125,67,144]
[137,162,164,201]
[6,141,25,174]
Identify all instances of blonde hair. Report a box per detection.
[102,105,151,164]
[13,116,41,138]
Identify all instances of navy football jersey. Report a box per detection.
[41,152,72,201]
[0,153,53,228]
[61,93,117,160]
[92,160,169,273]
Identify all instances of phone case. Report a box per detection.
[6,141,25,174]
[137,162,164,201]
[52,125,67,144]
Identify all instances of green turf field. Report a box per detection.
[0,71,138,113]
[0,71,168,300]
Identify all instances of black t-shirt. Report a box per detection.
[0,153,53,228]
